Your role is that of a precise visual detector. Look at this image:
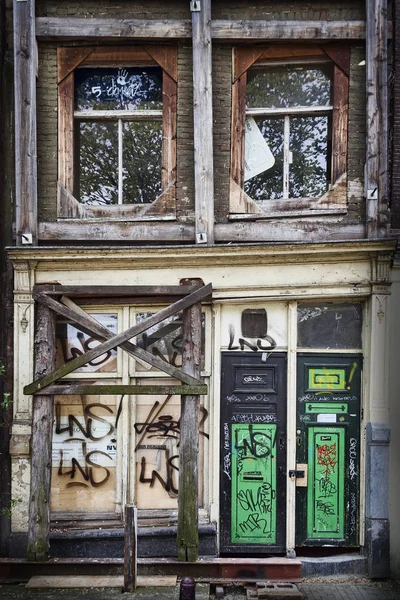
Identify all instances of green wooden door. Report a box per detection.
[220,352,286,554]
[296,354,361,547]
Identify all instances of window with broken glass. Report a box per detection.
[244,61,332,202]
[230,46,349,217]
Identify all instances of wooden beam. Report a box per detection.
[36,18,191,40]
[27,304,56,561]
[24,283,212,395]
[33,293,205,386]
[33,284,202,298]
[177,279,203,562]
[192,0,214,245]
[211,19,369,40]
[366,0,389,238]
[38,221,195,242]
[14,0,38,245]
[35,18,377,41]
[33,384,208,396]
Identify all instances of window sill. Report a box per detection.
[228,207,348,220]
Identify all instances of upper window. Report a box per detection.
[58,47,177,220]
[230,45,349,218]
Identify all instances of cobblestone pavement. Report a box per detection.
[0,578,399,600]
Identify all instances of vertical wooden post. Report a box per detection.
[366,0,389,238]
[191,0,215,245]
[13,0,38,245]
[177,278,203,561]
[124,505,137,593]
[27,302,56,561]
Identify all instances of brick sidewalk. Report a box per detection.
[298,579,400,600]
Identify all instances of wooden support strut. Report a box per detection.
[124,505,138,593]
[14,0,38,245]
[192,0,214,245]
[177,279,203,562]
[27,303,56,561]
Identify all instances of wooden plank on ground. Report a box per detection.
[26,575,177,588]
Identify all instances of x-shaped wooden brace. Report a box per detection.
[24,283,211,396]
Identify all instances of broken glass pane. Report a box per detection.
[244,117,284,200]
[297,303,362,349]
[289,116,329,198]
[123,121,162,204]
[75,67,163,111]
[246,64,332,109]
[77,121,119,205]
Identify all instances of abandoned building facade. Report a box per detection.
[1,0,400,580]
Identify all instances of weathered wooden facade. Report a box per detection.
[2,0,400,579]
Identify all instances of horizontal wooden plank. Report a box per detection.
[38,221,195,241]
[36,18,191,39]
[33,384,208,396]
[33,284,201,297]
[215,222,366,242]
[24,283,212,395]
[211,19,369,40]
[36,18,387,41]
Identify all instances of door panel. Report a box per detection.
[296,354,361,547]
[220,352,286,554]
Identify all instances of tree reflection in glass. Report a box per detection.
[74,67,163,205]
[245,63,332,201]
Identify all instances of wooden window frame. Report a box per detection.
[230,44,349,219]
[58,46,177,220]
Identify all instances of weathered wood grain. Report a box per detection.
[57,74,74,200]
[366,0,389,237]
[34,384,208,396]
[14,0,37,245]
[33,293,204,386]
[27,303,56,561]
[36,19,374,41]
[39,221,195,241]
[192,0,214,245]
[332,65,349,184]
[177,279,203,562]
[124,505,137,592]
[24,284,212,395]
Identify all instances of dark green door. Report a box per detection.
[220,352,287,554]
[296,354,361,547]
